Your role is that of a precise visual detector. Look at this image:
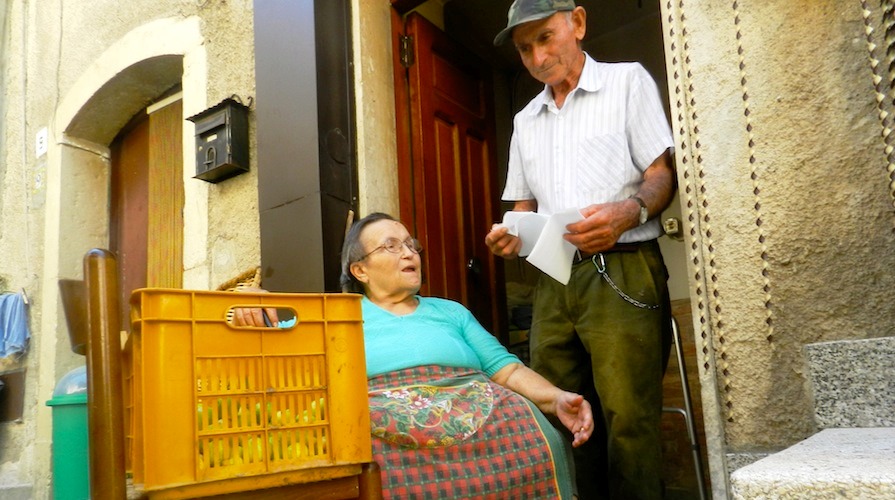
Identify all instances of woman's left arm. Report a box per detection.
[491,363,594,447]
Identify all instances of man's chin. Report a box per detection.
[533,73,554,85]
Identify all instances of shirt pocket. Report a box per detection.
[575,133,630,194]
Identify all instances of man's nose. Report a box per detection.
[531,45,548,66]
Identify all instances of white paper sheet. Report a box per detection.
[501,211,548,256]
[500,208,584,285]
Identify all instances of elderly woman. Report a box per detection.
[236,212,593,498]
[340,212,592,498]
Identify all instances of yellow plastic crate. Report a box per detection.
[125,288,371,497]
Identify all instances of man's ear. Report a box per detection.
[572,6,586,41]
[350,261,368,284]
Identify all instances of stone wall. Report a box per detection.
[0,1,259,496]
[662,0,895,495]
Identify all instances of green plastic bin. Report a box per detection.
[46,365,89,500]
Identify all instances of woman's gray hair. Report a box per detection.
[339,212,398,293]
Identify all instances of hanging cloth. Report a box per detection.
[0,293,31,358]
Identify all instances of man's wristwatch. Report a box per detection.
[630,195,648,226]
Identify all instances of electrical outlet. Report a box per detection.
[663,217,682,239]
[35,127,48,158]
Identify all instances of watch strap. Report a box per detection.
[629,195,648,225]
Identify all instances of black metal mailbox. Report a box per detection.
[187,98,250,183]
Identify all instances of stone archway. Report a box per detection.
[35,16,208,488]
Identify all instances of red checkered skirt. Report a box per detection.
[368,365,573,499]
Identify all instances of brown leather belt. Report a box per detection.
[573,242,644,265]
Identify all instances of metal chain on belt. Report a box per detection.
[591,253,659,310]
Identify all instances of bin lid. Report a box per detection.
[47,365,88,405]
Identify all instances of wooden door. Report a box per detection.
[393,12,506,339]
[110,98,184,328]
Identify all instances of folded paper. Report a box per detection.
[500,209,584,285]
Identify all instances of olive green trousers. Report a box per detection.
[530,240,672,500]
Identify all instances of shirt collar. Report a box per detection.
[528,53,601,116]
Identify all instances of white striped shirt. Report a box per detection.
[502,54,674,242]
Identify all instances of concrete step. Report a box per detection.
[729,427,895,499]
[804,336,895,428]
[0,485,33,499]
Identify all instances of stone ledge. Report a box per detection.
[804,336,895,428]
[726,452,771,473]
[730,428,895,500]
[0,485,33,500]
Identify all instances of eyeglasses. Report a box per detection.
[358,237,422,261]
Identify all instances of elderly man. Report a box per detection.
[486,1,676,498]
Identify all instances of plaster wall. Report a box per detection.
[662,0,895,493]
[0,1,259,496]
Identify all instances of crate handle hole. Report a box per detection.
[226,306,298,329]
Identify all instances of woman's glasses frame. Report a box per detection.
[358,237,422,261]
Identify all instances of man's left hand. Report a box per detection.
[564,200,639,254]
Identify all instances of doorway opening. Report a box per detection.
[394,1,706,497]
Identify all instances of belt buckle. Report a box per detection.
[573,250,591,265]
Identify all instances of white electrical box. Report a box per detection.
[36,127,48,158]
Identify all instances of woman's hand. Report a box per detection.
[493,363,594,447]
[231,287,279,327]
[553,391,594,448]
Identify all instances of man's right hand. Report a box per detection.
[485,224,522,259]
